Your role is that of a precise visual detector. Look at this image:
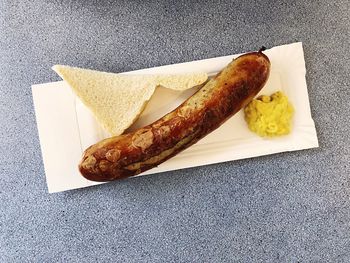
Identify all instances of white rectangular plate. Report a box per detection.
[32,42,318,193]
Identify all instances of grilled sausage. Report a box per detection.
[79,50,270,181]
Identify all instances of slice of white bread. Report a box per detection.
[52,65,208,136]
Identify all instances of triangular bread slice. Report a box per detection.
[52,65,207,136]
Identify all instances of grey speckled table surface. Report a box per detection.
[1,0,349,262]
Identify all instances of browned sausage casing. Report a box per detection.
[79,50,270,181]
